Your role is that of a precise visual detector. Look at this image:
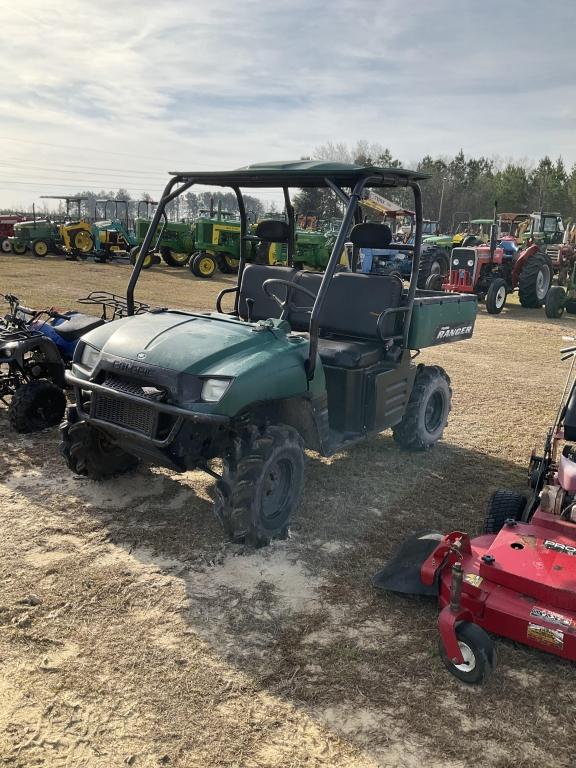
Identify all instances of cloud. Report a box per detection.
[0,0,574,209]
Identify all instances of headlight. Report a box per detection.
[80,344,101,371]
[201,378,231,403]
[452,258,459,266]
[467,259,474,266]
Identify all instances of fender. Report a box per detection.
[511,244,540,288]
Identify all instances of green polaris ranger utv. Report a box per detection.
[61,161,477,546]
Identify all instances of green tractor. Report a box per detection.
[188,206,244,277]
[133,200,194,269]
[60,160,477,547]
[9,196,88,258]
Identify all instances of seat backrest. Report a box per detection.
[289,271,323,331]
[318,272,403,339]
[255,219,289,243]
[349,222,393,249]
[238,264,297,321]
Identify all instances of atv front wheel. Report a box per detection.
[545,286,566,318]
[485,278,507,314]
[518,253,552,308]
[483,489,526,534]
[60,406,139,480]
[214,424,305,546]
[439,622,496,684]
[392,365,452,450]
[9,380,66,433]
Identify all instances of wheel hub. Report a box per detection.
[495,285,506,308]
[536,265,551,300]
[453,641,476,672]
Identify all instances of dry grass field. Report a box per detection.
[1,253,575,768]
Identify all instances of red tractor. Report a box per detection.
[0,215,25,254]
[374,342,576,683]
[427,208,552,314]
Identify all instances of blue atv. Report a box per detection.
[1,292,148,432]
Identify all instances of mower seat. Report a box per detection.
[54,313,105,341]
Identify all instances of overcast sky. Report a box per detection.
[1,0,574,211]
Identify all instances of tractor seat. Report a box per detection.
[317,337,385,368]
[53,313,105,341]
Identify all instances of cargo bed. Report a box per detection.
[407,290,477,349]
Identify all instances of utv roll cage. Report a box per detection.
[128,161,429,380]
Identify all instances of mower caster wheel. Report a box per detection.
[483,490,527,534]
[545,286,566,318]
[440,622,496,684]
[60,406,140,480]
[8,380,66,433]
[214,424,305,547]
[485,278,508,314]
[392,365,452,450]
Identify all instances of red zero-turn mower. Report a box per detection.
[374,342,576,683]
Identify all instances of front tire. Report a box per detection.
[418,247,449,289]
[130,246,156,269]
[214,424,305,546]
[190,251,217,278]
[439,622,496,684]
[0,237,12,253]
[32,239,49,257]
[11,241,28,255]
[8,380,66,433]
[483,489,526,534]
[518,253,552,308]
[485,278,507,314]
[392,365,452,450]
[545,286,566,318]
[160,246,190,268]
[60,406,139,480]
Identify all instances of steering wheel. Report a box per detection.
[262,278,317,315]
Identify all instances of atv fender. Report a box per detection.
[1,334,65,388]
[511,244,540,288]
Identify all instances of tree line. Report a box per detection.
[293,142,576,231]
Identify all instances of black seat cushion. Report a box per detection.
[54,313,104,341]
[238,264,297,321]
[319,272,403,339]
[349,222,393,249]
[317,338,385,368]
[255,219,289,243]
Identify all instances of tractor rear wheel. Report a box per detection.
[1,237,11,253]
[60,406,140,480]
[545,286,566,318]
[439,622,496,684]
[160,246,190,268]
[418,248,449,289]
[190,251,217,278]
[8,380,66,433]
[483,490,526,534]
[214,424,305,547]
[32,239,49,257]
[73,230,94,253]
[485,278,508,314]
[518,253,552,307]
[392,365,452,451]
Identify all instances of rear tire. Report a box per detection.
[439,622,496,684]
[60,406,140,480]
[518,253,552,308]
[392,365,452,450]
[485,278,507,314]
[8,380,66,433]
[32,239,49,258]
[1,237,11,253]
[545,286,566,318]
[483,489,526,533]
[160,246,190,268]
[214,424,305,546]
[418,248,449,289]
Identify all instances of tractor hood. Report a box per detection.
[75,310,320,416]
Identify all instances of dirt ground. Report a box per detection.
[1,254,575,768]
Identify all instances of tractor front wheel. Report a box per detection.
[190,252,217,278]
[518,253,552,308]
[60,406,140,480]
[8,380,66,433]
[160,246,190,268]
[392,365,452,451]
[32,239,49,258]
[130,246,156,269]
[11,241,27,255]
[483,489,526,534]
[485,278,508,314]
[214,424,305,547]
[439,622,496,684]
[0,237,12,253]
[545,286,566,318]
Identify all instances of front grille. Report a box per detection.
[92,393,157,436]
[103,374,165,401]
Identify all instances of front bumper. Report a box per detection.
[66,371,230,448]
